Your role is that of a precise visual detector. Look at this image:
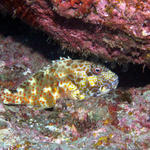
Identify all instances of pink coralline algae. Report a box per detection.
[0,0,150,66]
[52,0,150,37]
[0,15,150,149]
[1,87,150,149]
[51,0,93,18]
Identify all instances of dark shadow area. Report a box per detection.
[112,63,150,88]
[0,13,77,60]
[0,14,150,88]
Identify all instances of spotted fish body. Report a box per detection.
[1,57,118,108]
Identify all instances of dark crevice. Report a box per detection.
[0,14,150,89]
[0,13,65,60]
[111,63,150,88]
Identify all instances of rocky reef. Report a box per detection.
[0,0,150,66]
[0,1,150,149]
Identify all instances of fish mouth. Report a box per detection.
[103,77,119,91]
[96,77,119,96]
[111,77,119,89]
[91,87,110,97]
[89,77,119,97]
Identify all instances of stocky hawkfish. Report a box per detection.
[0,57,118,108]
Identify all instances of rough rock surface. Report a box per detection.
[0,14,150,149]
[0,0,150,66]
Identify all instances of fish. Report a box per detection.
[0,57,118,108]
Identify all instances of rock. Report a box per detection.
[0,0,150,66]
[0,1,150,149]
[0,104,5,113]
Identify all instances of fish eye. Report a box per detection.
[92,67,102,75]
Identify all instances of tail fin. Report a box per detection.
[0,89,23,105]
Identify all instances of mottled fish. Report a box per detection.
[0,57,118,108]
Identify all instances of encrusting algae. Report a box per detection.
[0,57,119,108]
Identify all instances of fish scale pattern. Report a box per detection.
[1,57,118,108]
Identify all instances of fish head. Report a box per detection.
[69,60,119,98]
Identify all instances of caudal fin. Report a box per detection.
[0,89,23,105]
